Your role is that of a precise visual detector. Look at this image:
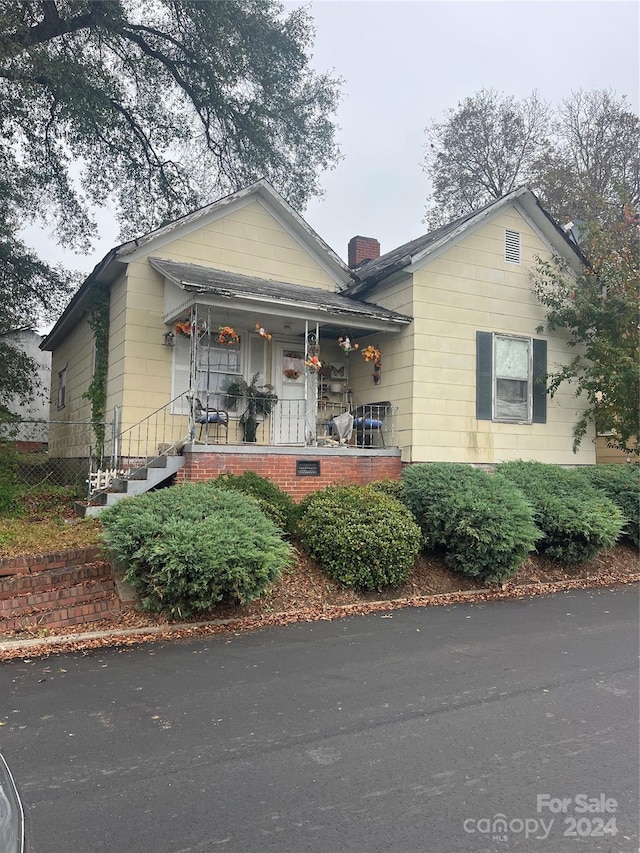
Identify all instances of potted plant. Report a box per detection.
[224,373,278,442]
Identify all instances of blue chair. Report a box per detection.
[353,402,389,447]
[193,398,229,443]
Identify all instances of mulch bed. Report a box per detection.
[1,542,638,661]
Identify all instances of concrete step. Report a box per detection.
[77,456,185,516]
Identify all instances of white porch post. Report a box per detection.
[304,320,320,445]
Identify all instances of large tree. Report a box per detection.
[423,88,639,227]
[533,89,640,225]
[0,0,341,412]
[423,88,549,227]
[531,204,639,455]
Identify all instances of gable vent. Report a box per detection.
[505,229,521,264]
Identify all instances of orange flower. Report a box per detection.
[361,345,381,363]
[217,326,240,346]
[305,355,322,370]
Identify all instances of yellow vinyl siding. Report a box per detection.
[135,200,336,290]
[406,207,595,464]
[48,315,95,457]
[349,274,416,457]
[107,200,340,451]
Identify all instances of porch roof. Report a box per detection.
[150,257,412,329]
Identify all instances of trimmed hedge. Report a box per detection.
[298,484,421,590]
[101,483,292,618]
[498,461,624,563]
[367,478,407,505]
[580,465,639,548]
[403,463,539,584]
[210,471,299,535]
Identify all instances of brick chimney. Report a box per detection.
[348,235,380,268]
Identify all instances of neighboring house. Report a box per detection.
[41,180,595,499]
[5,328,51,448]
[594,436,637,465]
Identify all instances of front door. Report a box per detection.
[271,342,308,444]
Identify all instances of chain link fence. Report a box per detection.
[7,419,113,498]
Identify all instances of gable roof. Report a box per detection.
[345,187,587,297]
[150,258,411,328]
[42,180,354,351]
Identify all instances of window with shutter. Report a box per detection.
[494,335,530,421]
[476,332,547,423]
[504,229,521,264]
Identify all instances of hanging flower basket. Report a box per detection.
[217,326,240,346]
[255,322,272,340]
[174,317,207,337]
[338,335,359,355]
[361,345,381,363]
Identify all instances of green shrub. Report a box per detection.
[403,463,540,583]
[498,461,624,563]
[210,471,299,534]
[580,465,639,548]
[298,484,421,590]
[0,443,19,517]
[0,484,20,518]
[367,478,407,505]
[101,483,292,618]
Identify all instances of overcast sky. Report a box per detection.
[25,0,639,274]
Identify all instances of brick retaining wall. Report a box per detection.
[0,549,122,633]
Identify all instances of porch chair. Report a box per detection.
[353,402,389,447]
[193,398,229,443]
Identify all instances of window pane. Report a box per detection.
[495,337,528,379]
[198,371,237,409]
[495,379,528,420]
[197,338,242,411]
[198,342,240,373]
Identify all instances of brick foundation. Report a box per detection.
[178,447,402,501]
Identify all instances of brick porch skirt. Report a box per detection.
[178,445,402,502]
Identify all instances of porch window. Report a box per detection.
[196,338,241,409]
[172,329,255,413]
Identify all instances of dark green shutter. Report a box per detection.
[476,331,493,420]
[532,339,547,423]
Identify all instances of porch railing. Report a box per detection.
[89,393,191,498]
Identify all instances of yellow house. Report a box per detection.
[41,181,594,504]
[346,187,594,465]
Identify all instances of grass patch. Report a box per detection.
[0,517,103,558]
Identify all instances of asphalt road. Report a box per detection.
[1,586,638,853]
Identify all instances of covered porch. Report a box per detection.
[153,257,411,452]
